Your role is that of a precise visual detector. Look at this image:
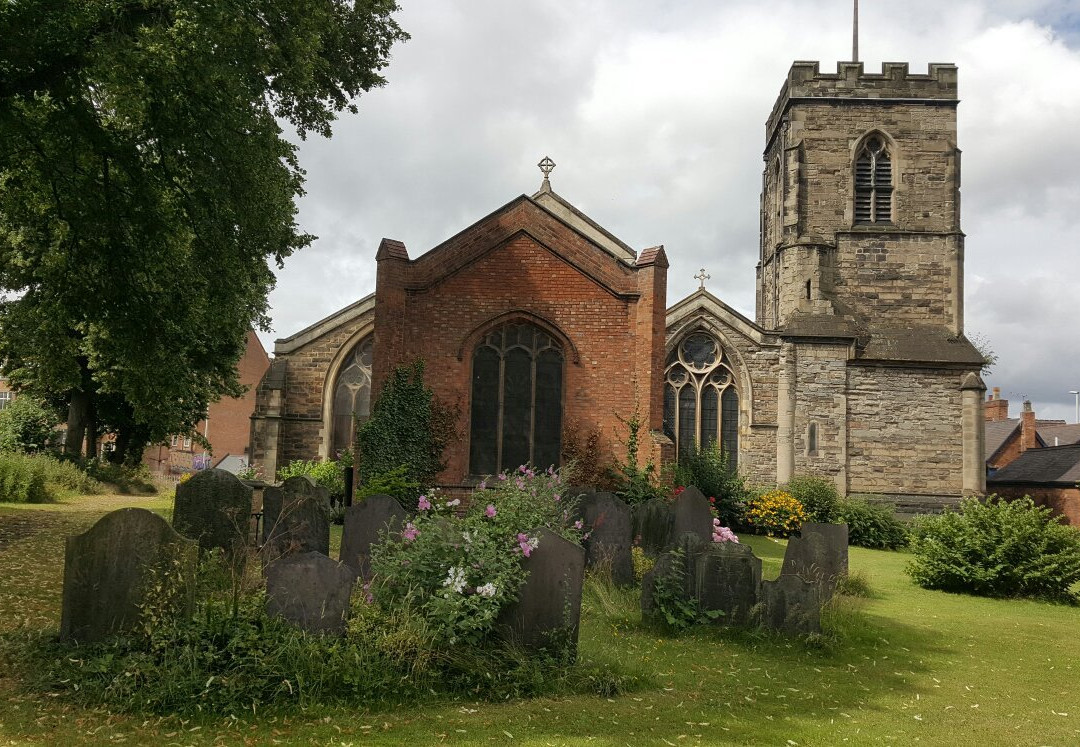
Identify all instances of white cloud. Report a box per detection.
[264,1,1080,420]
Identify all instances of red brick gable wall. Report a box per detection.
[373,199,666,486]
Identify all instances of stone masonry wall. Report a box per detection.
[791,342,849,484]
[846,366,964,496]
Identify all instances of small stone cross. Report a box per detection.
[538,156,555,188]
[694,268,710,289]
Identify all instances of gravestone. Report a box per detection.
[641,532,708,620]
[60,508,197,643]
[262,476,331,559]
[578,491,634,586]
[760,574,823,635]
[672,486,713,546]
[173,469,252,553]
[265,552,357,635]
[633,498,675,557]
[339,494,407,580]
[695,542,762,626]
[498,528,585,655]
[781,523,849,590]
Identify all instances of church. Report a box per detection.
[250,60,988,511]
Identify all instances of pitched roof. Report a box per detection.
[985,419,1019,460]
[987,444,1080,486]
[1039,422,1080,447]
[858,326,985,365]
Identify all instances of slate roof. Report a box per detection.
[985,419,1020,460]
[858,326,985,365]
[987,444,1080,486]
[1039,422,1080,447]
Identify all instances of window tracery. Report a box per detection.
[662,332,739,466]
[855,135,893,224]
[330,336,373,457]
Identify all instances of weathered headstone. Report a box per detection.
[265,552,357,635]
[60,508,197,643]
[173,469,252,553]
[262,476,331,559]
[760,574,823,635]
[498,528,585,655]
[633,498,675,557]
[695,542,762,626]
[781,522,849,590]
[339,494,407,580]
[641,532,708,620]
[672,486,713,546]
[578,491,634,586]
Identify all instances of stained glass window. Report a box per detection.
[469,323,563,475]
[330,336,373,458]
[663,332,740,468]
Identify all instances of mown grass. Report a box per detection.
[0,497,1077,745]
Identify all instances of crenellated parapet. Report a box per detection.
[766,61,958,149]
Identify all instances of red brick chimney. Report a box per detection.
[984,387,1009,422]
[1020,400,1038,453]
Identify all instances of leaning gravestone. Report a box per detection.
[781,523,849,590]
[265,552,357,635]
[339,494,407,580]
[262,476,331,559]
[173,469,252,553]
[760,574,823,635]
[641,532,709,621]
[695,542,762,626]
[60,508,197,643]
[498,528,585,655]
[633,498,675,557]
[672,486,713,546]
[578,491,634,586]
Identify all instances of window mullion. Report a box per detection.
[496,353,505,473]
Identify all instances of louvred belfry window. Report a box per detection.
[855,136,893,224]
[469,323,563,475]
[662,332,739,467]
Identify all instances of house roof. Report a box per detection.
[985,419,1020,460]
[987,443,1080,487]
[1039,422,1080,447]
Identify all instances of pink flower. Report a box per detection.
[402,522,419,542]
[498,472,507,481]
[485,504,497,518]
[478,480,487,490]
[554,493,561,502]
[574,519,583,530]
[516,532,539,557]
[417,495,432,511]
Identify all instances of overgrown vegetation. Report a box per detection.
[648,545,721,631]
[276,454,351,501]
[0,452,105,503]
[356,361,457,504]
[0,395,60,453]
[783,475,840,523]
[839,497,909,550]
[609,410,664,505]
[907,496,1080,600]
[83,460,156,495]
[353,464,419,504]
[671,443,748,526]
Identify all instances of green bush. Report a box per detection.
[671,443,747,526]
[838,497,908,550]
[609,410,664,505]
[783,475,840,523]
[356,360,457,503]
[0,395,61,453]
[355,464,420,506]
[0,452,49,503]
[277,457,347,500]
[84,459,157,494]
[907,496,1080,601]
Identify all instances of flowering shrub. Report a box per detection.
[370,466,581,646]
[744,489,806,537]
[711,518,738,543]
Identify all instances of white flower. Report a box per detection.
[446,498,461,507]
[462,530,472,546]
[476,582,497,598]
[527,536,539,551]
[442,566,467,594]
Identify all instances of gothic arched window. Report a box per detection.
[663,332,739,467]
[855,135,893,224]
[469,322,563,475]
[330,336,373,458]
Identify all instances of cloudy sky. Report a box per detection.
[262,0,1080,423]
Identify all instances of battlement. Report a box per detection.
[766,61,958,147]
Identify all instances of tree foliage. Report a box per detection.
[0,1,408,461]
[0,395,61,453]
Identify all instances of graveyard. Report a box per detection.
[1,487,1079,745]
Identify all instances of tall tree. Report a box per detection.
[0,1,407,462]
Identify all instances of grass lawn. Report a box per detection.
[1,496,1078,746]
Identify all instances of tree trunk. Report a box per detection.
[85,397,97,461]
[66,391,90,458]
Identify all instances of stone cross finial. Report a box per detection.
[695,268,710,289]
[538,156,555,190]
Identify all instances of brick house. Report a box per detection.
[144,330,270,476]
[987,444,1080,525]
[251,60,987,509]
